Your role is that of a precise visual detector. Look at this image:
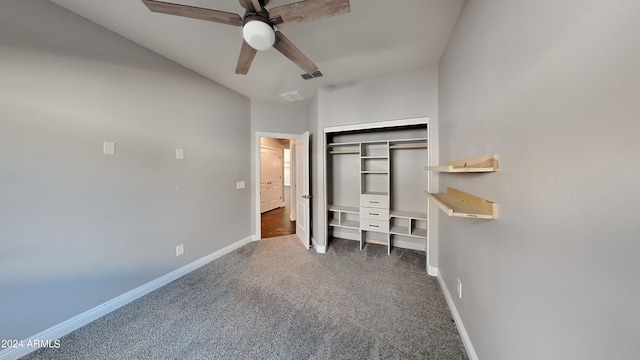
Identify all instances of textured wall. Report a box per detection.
[0,0,251,340]
[438,0,640,359]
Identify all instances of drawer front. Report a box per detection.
[360,194,389,209]
[360,207,389,221]
[360,218,389,233]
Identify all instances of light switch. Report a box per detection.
[176,148,184,160]
[236,181,245,189]
[103,141,116,155]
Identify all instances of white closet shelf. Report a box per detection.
[390,226,427,238]
[328,205,360,229]
[363,238,388,246]
[389,138,428,150]
[427,187,497,219]
[390,210,428,220]
[328,205,359,213]
[361,170,388,174]
[426,155,498,173]
[361,191,389,196]
[329,150,359,154]
[328,141,360,146]
[329,219,359,229]
[327,142,359,155]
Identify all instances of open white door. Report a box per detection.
[295,131,311,249]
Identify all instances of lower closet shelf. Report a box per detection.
[427,187,497,219]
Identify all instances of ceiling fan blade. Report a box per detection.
[269,0,350,29]
[273,31,318,75]
[238,0,263,12]
[142,0,243,26]
[250,0,263,12]
[235,40,258,75]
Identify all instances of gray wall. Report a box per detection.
[438,0,640,359]
[250,100,307,135]
[310,66,439,260]
[0,0,251,341]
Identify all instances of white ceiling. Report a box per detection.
[49,0,465,103]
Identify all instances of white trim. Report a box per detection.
[324,117,429,134]
[437,270,479,360]
[312,237,327,253]
[0,236,253,360]
[427,264,438,277]
[426,116,438,274]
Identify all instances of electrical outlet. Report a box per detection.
[457,278,462,299]
[176,244,184,257]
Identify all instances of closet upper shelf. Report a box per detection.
[328,138,427,152]
[327,142,359,154]
[427,187,497,219]
[389,138,427,150]
[426,155,498,173]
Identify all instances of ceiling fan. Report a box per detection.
[141,0,351,78]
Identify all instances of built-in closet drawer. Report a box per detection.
[359,207,389,221]
[360,194,389,209]
[360,218,389,233]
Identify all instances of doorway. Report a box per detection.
[255,131,311,249]
[260,137,295,238]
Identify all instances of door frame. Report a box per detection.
[254,131,299,240]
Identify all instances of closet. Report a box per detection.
[324,118,430,254]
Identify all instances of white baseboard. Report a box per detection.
[436,270,479,360]
[312,236,327,254]
[427,264,438,277]
[252,234,261,241]
[0,236,254,360]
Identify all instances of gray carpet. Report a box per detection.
[22,236,469,359]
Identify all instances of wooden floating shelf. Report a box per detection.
[426,155,498,173]
[427,187,497,219]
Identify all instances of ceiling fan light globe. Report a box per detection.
[243,20,275,51]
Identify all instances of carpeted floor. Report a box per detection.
[22,236,469,360]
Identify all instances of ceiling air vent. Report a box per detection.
[300,70,323,80]
[280,91,307,103]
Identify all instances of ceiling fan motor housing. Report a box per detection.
[242,13,275,51]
